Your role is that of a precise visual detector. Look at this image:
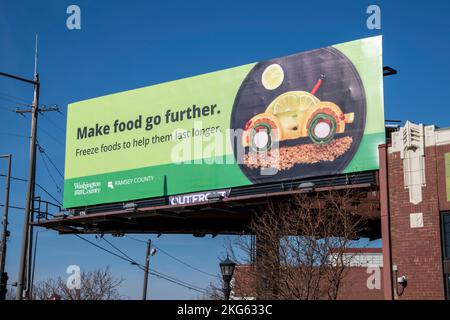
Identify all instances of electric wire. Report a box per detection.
[0,204,25,210]
[125,235,219,278]
[0,174,62,206]
[0,91,30,104]
[0,132,29,139]
[38,126,65,147]
[102,237,207,293]
[0,95,26,106]
[0,105,16,113]
[41,113,66,134]
[102,237,140,266]
[38,150,62,194]
[74,235,207,294]
[0,175,207,293]
[36,142,64,179]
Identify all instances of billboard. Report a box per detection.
[64,36,384,208]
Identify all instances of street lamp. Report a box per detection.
[219,256,236,300]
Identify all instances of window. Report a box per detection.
[443,213,450,259]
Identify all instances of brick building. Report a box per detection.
[233,248,385,300]
[233,121,450,300]
[380,121,450,299]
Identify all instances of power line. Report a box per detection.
[54,106,66,118]
[74,235,206,294]
[125,235,147,244]
[149,268,207,293]
[74,234,138,264]
[102,237,142,266]
[41,113,65,134]
[0,95,26,107]
[36,143,64,179]
[102,237,207,292]
[0,91,30,104]
[0,105,16,113]
[38,127,65,147]
[102,237,207,293]
[0,174,62,207]
[0,204,25,210]
[126,235,219,278]
[0,132,29,139]
[148,269,206,294]
[38,151,62,194]
[154,244,219,278]
[102,237,206,292]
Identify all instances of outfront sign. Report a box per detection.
[64,36,385,208]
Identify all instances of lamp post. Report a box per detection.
[219,256,236,300]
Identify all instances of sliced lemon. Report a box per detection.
[265,91,320,140]
[266,91,319,115]
[261,64,284,90]
[278,112,298,131]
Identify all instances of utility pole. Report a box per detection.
[0,35,60,300]
[142,239,151,300]
[16,50,39,300]
[0,154,12,300]
[0,63,39,300]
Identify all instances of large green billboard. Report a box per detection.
[64,36,385,208]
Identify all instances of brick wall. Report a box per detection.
[233,264,384,300]
[337,267,384,300]
[437,144,450,212]
[387,146,446,299]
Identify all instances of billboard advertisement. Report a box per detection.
[64,36,385,208]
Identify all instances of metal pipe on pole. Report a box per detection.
[0,154,12,300]
[29,229,41,299]
[142,239,151,300]
[26,180,36,299]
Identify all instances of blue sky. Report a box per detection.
[0,0,449,299]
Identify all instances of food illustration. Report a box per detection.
[261,63,284,90]
[230,46,367,182]
[242,74,355,152]
[243,136,353,171]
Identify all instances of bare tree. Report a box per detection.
[32,266,123,300]
[5,286,16,300]
[228,189,368,300]
[199,280,224,300]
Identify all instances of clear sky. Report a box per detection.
[0,0,449,299]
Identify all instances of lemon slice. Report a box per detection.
[266,91,319,115]
[265,91,320,140]
[261,64,284,90]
